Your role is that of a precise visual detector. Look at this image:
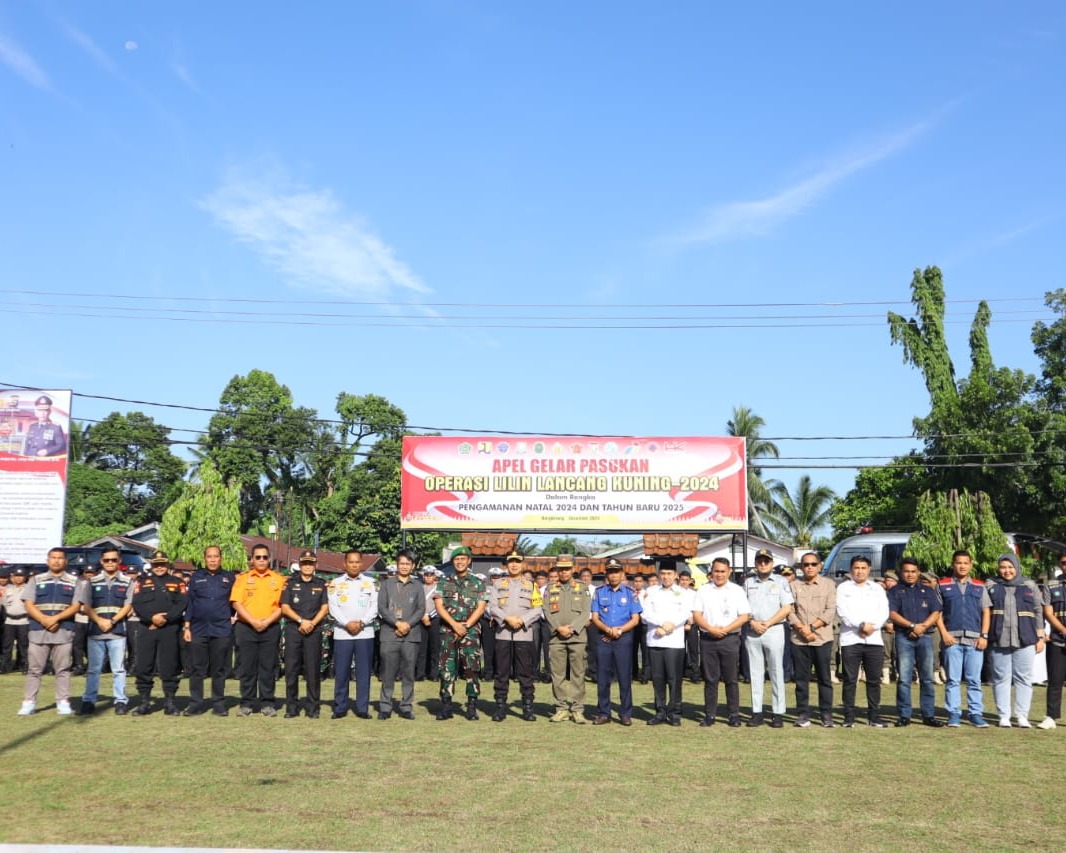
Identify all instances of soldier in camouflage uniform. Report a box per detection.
[434,546,488,720]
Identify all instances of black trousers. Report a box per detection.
[1046,643,1066,720]
[633,623,650,678]
[134,623,181,697]
[585,627,598,680]
[685,624,701,678]
[284,625,323,711]
[494,638,535,702]
[792,642,834,717]
[700,633,741,718]
[842,644,884,721]
[649,646,685,718]
[235,622,280,706]
[188,633,232,707]
[537,620,552,678]
[417,617,441,680]
[481,617,496,678]
[72,621,89,669]
[1,622,29,671]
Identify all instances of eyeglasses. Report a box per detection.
[101,558,119,563]
[800,562,819,568]
[252,555,270,561]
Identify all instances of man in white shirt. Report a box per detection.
[836,555,890,727]
[327,549,378,719]
[642,559,695,726]
[743,549,794,728]
[692,558,751,727]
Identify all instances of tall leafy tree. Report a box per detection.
[159,460,246,569]
[199,370,317,531]
[828,456,925,541]
[764,475,836,549]
[726,405,780,538]
[63,462,130,544]
[906,488,1007,578]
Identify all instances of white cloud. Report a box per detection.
[125,40,138,52]
[201,170,430,298]
[59,20,117,73]
[665,116,937,247]
[0,33,51,91]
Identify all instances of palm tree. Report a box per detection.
[765,476,836,549]
[726,405,780,538]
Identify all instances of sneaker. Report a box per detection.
[56,700,73,716]
[867,718,886,728]
[842,718,855,728]
[998,717,1012,728]
[570,710,586,724]
[238,705,255,717]
[261,706,277,717]
[794,715,811,728]
[114,702,129,716]
[1037,717,1057,730]
[969,716,989,728]
[78,700,96,716]
[17,701,35,716]
[1016,716,1031,728]
[946,720,961,728]
[820,715,835,728]
[549,709,571,723]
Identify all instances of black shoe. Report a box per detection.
[727,716,743,727]
[331,711,347,719]
[378,711,392,720]
[465,700,479,721]
[618,716,632,726]
[354,711,370,719]
[521,702,536,722]
[284,709,300,718]
[306,709,320,719]
[131,701,152,717]
[769,715,783,728]
[114,702,129,716]
[821,715,835,728]
[747,713,764,727]
[436,700,454,721]
[491,703,507,722]
[868,718,886,728]
[843,718,856,728]
[895,717,911,727]
[77,701,96,716]
[699,715,716,727]
[182,702,205,717]
[669,716,682,727]
[922,717,944,728]
[397,710,415,720]
[647,714,667,726]
[163,700,179,716]
[212,706,229,717]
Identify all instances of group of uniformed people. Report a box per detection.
[7,542,1066,731]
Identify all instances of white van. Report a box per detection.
[821,533,910,579]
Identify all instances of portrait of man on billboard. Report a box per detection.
[21,395,68,458]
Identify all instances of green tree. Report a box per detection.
[63,463,132,542]
[159,460,246,570]
[199,370,317,531]
[828,456,926,541]
[726,405,780,538]
[906,488,1007,578]
[82,411,186,523]
[540,536,580,556]
[764,475,836,549]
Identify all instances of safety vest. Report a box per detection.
[988,582,1040,648]
[938,577,986,638]
[27,571,79,632]
[87,572,133,636]
[1046,580,1066,646]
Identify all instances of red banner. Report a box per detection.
[0,389,71,562]
[401,435,747,531]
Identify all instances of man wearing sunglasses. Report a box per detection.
[788,553,837,728]
[230,545,285,716]
[77,548,134,715]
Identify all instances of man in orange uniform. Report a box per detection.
[230,544,285,716]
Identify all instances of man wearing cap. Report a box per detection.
[487,551,541,722]
[328,549,378,719]
[788,552,836,728]
[434,546,488,720]
[1,567,30,674]
[692,557,751,727]
[17,549,81,716]
[417,566,441,682]
[129,551,188,716]
[743,549,794,728]
[590,557,643,725]
[641,559,696,725]
[279,551,329,718]
[377,548,425,720]
[230,544,285,716]
[22,395,66,457]
[77,547,134,715]
[182,545,235,717]
[543,554,591,723]
[888,557,944,727]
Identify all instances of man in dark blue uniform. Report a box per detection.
[590,557,642,725]
[182,545,235,716]
[888,557,944,727]
[279,550,329,718]
[22,395,67,457]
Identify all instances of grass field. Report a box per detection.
[1,671,1063,852]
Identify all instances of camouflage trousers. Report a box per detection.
[439,629,482,701]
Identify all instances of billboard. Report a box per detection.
[0,389,72,562]
[401,435,747,532]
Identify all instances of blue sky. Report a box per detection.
[1,1,1064,510]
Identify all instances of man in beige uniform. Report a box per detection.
[543,555,591,723]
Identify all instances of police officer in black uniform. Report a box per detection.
[279,550,329,718]
[130,550,187,716]
[22,395,67,457]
